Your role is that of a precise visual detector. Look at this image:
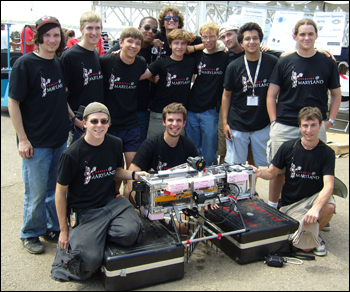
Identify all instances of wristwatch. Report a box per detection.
[70,115,77,123]
[328,119,335,126]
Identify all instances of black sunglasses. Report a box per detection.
[89,119,109,125]
[164,16,179,22]
[142,25,158,34]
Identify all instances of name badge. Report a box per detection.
[247,95,259,106]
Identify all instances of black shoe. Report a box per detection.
[22,237,45,254]
[42,231,60,242]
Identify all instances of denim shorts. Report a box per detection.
[109,128,141,153]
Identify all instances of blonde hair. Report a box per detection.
[166,29,192,45]
[80,11,102,30]
[200,21,219,36]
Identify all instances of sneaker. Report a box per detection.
[322,222,331,232]
[313,238,327,256]
[22,237,45,254]
[42,231,60,242]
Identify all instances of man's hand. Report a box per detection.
[249,165,261,178]
[223,124,233,142]
[18,138,33,158]
[135,171,149,180]
[59,230,69,250]
[316,48,336,61]
[151,39,164,50]
[111,49,121,55]
[304,206,320,227]
[260,45,271,52]
[151,75,160,84]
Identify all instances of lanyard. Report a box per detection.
[244,53,262,97]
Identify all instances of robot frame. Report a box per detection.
[132,157,256,260]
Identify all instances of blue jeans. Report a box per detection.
[136,110,150,144]
[186,109,218,166]
[20,142,67,239]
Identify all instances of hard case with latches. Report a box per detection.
[100,216,184,291]
[205,199,299,264]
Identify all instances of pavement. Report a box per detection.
[1,107,349,291]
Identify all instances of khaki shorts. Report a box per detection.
[218,107,226,157]
[266,122,327,171]
[280,193,336,223]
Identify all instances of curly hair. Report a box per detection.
[237,22,263,44]
[158,6,184,35]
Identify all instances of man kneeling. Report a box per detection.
[51,102,148,281]
[252,107,335,256]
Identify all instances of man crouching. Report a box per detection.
[51,102,148,281]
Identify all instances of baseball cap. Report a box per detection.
[36,16,61,30]
[219,22,240,37]
[83,102,110,118]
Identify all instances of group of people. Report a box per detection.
[7,5,342,283]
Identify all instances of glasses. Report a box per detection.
[202,36,217,41]
[243,36,260,42]
[164,16,179,22]
[141,25,158,34]
[89,119,109,125]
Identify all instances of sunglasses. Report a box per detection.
[164,16,179,22]
[89,119,109,125]
[142,25,158,34]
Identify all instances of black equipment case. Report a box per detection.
[205,199,299,264]
[100,217,184,291]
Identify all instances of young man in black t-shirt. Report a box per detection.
[266,19,341,209]
[51,102,148,282]
[124,103,198,204]
[60,11,104,143]
[8,16,70,254]
[106,17,159,144]
[222,23,278,168]
[253,107,335,256]
[186,21,229,166]
[140,29,197,138]
[100,27,147,170]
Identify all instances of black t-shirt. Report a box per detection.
[57,134,123,212]
[272,138,335,206]
[100,54,147,131]
[228,49,245,63]
[155,32,202,59]
[269,52,340,127]
[105,42,157,111]
[148,55,197,113]
[9,52,70,148]
[60,44,104,112]
[132,134,198,171]
[188,51,229,112]
[224,52,279,132]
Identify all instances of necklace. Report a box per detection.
[301,139,318,150]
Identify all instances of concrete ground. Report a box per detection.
[1,108,349,291]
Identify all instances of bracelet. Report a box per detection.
[70,116,77,123]
[131,171,136,180]
[193,45,196,52]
